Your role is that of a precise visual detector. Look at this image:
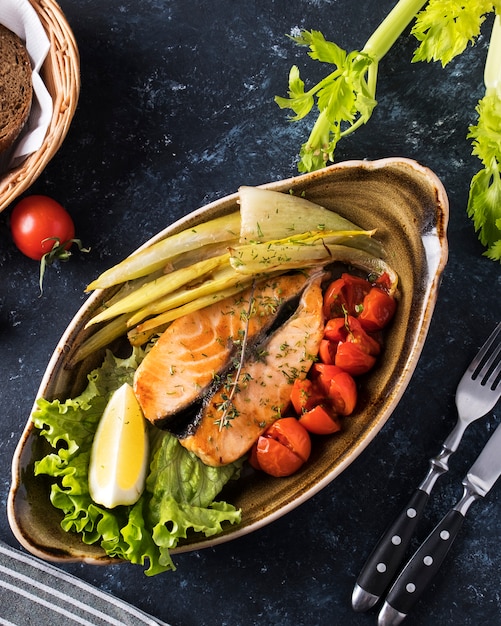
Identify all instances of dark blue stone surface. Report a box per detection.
[0,1,500,624]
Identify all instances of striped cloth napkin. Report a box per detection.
[0,541,169,625]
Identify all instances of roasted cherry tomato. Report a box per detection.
[290,378,324,414]
[299,404,341,435]
[318,338,337,364]
[374,272,393,293]
[327,370,358,415]
[323,273,371,319]
[10,195,75,260]
[322,278,346,319]
[310,363,357,415]
[358,287,397,332]
[310,363,345,393]
[334,341,376,376]
[252,417,311,477]
[324,315,380,356]
[248,442,261,471]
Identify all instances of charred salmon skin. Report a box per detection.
[179,272,325,466]
[133,273,310,428]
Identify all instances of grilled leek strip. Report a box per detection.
[73,187,396,364]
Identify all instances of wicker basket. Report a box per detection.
[0,0,80,214]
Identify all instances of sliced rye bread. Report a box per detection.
[0,24,33,155]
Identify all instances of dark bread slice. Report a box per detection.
[0,24,33,154]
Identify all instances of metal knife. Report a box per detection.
[378,420,501,626]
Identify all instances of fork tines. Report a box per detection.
[470,322,501,390]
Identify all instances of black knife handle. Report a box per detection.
[353,488,429,610]
[379,509,465,622]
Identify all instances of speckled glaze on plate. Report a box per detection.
[8,158,448,565]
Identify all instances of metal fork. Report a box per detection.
[352,322,501,612]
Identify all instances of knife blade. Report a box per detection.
[378,420,501,626]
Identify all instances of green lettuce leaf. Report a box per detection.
[33,348,243,576]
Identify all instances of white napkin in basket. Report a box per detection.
[0,0,53,166]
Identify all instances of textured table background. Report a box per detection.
[0,1,500,624]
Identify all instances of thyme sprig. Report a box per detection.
[215,283,256,431]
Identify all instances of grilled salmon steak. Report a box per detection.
[133,273,311,429]
[179,272,325,466]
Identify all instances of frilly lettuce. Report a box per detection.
[32,348,243,576]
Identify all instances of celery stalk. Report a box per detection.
[484,14,501,97]
[275,0,428,171]
[364,0,429,59]
[278,0,501,261]
[466,14,501,261]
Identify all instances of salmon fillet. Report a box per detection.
[179,273,325,466]
[133,273,310,428]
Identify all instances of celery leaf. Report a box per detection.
[275,65,314,120]
[411,0,493,66]
[275,30,377,172]
[469,93,501,167]
[467,93,501,260]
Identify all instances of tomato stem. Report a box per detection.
[39,238,90,295]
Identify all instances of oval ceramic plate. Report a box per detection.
[8,158,449,565]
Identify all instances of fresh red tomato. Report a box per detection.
[324,315,381,356]
[252,417,311,477]
[299,404,341,435]
[10,195,75,260]
[358,287,397,332]
[323,273,371,319]
[290,378,324,414]
[335,341,376,376]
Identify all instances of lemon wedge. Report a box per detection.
[89,382,149,508]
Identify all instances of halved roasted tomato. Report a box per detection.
[358,287,397,332]
[323,273,371,319]
[290,378,324,414]
[309,363,357,415]
[324,315,381,357]
[334,342,376,376]
[251,417,311,477]
[299,404,341,435]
